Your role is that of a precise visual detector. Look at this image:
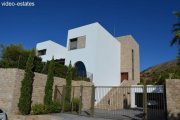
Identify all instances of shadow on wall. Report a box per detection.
[168,113,180,120]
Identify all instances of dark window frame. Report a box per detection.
[69,38,78,50]
[69,36,86,50]
[38,49,46,56]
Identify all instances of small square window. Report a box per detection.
[38,49,46,56]
[69,36,86,50]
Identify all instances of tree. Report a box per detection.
[44,58,55,106]
[171,12,180,65]
[18,53,34,115]
[65,61,73,102]
[0,44,44,71]
[1,44,32,61]
[0,44,33,68]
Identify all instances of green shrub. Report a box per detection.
[32,104,47,115]
[64,101,71,112]
[0,60,18,68]
[46,101,61,113]
[72,98,80,112]
[32,101,61,115]
[18,54,34,115]
[65,62,72,102]
[54,62,68,78]
[44,58,55,106]
[33,56,44,73]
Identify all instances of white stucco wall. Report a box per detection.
[36,40,67,62]
[94,24,120,86]
[65,22,120,86]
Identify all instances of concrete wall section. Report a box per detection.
[65,22,121,86]
[65,23,98,76]
[36,40,67,62]
[95,24,120,86]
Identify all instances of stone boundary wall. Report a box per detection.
[0,68,92,114]
[166,79,180,120]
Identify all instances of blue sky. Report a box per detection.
[0,0,180,71]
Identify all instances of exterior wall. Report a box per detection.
[166,79,180,120]
[95,24,120,86]
[0,68,92,114]
[65,23,98,76]
[36,40,67,62]
[116,35,140,84]
[0,68,19,113]
[65,22,120,86]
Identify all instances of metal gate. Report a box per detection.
[54,85,167,120]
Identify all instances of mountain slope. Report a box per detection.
[140,59,180,84]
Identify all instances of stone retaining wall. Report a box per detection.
[0,68,92,115]
[166,79,180,120]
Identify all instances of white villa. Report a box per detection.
[36,22,140,86]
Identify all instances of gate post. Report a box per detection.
[163,84,168,120]
[143,85,148,120]
[90,85,95,117]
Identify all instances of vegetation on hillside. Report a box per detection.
[140,60,180,85]
[0,44,44,72]
[18,53,34,115]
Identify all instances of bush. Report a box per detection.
[31,104,47,115]
[72,98,80,112]
[18,54,34,115]
[46,101,61,113]
[32,101,61,115]
[44,58,55,106]
[0,60,18,68]
[64,101,71,112]
[33,56,44,73]
[54,62,68,78]
[65,62,72,102]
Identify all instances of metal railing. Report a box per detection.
[54,85,167,120]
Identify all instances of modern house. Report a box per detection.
[36,22,140,86]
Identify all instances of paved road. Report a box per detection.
[51,113,112,120]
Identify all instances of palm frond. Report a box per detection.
[173,23,180,27]
[172,28,180,32]
[170,36,178,46]
[174,12,180,17]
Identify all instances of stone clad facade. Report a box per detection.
[166,79,180,120]
[116,35,140,84]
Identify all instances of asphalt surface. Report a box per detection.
[51,113,112,120]
[51,108,165,120]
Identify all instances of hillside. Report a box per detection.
[140,59,180,84]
